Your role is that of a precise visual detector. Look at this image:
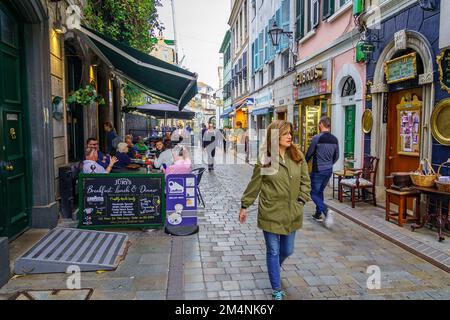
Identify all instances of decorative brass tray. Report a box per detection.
[431,98,450,146]
[362,109,373,134]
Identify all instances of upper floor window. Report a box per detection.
[296,0,318,40]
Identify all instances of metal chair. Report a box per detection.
[191,167,206,207]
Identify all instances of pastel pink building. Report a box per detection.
[293,0,366,171]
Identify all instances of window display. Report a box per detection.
[397,94,421,156]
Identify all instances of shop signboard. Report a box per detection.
[437,48,450,94]
[385,53,417,84]
[78,173,165,229]
[294,60,332,99]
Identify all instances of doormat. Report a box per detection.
[9,289,93,300]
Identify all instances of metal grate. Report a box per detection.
[14,228,129,274]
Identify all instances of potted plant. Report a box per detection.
[67,84,106,106]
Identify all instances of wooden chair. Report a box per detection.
[338,156,380,208]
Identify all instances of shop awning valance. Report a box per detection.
[76,26,198,110]
[220,106,234,118]
[136,103,196,120]
[252,107,272,116]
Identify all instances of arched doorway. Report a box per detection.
[342,77,357,164]
[331,63,364,170]
[370,31,435,189]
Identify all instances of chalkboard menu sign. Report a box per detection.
[78,173,165,229]
[437,48,450,94]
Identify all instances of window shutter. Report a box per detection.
[281,0,290,49]
[295,0,304,40]
[275,9,281,53]
[258,32,264,69]
[268,17,275,59]
[312,0,319,28]
[265,25,269,63]
[251,42,255,73]
[322,0,335,20]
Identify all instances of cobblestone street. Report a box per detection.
[1,157,450,300]
[179,160,450,300]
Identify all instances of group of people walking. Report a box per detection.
[239,116,339,300]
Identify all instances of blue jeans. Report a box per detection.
[263,231,296,291]
[310,169,333,216]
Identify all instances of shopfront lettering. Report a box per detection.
[294,65,323,86]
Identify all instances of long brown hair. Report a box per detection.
[261,120,304,166]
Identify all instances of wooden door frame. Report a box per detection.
[0,2,33,238]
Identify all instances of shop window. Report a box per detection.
[341,77,356,97]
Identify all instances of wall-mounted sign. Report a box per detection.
[437,48,450,94]
[385,52,417,84]
[294,60,332,100]
[294,64,323,86]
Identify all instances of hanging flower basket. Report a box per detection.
[67,85,105,106]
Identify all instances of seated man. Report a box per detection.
[124,134,138,158]
[115,142,132,168]
[154,138,166,158]
[86,137,110,169]
[83,148,118,173]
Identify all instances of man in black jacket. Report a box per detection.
[305,116,339,227]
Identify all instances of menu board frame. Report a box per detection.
[396,95,422,157]
[77,173,166,230]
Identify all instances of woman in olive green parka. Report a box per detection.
[239,120,311,300]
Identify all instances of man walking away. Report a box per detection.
[305,116,339,228]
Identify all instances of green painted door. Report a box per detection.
[344,105,356,160]
[0,4,30,238]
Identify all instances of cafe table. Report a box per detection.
[411,186,450,242]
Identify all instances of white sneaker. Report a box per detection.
[324,212,334,228]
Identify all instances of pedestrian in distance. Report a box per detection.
[305,116,339,228]
[203,123,218,172]
[239,120,311,300]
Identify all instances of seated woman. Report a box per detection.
[135,136,149,155]
[153,142,174,170]
[114,142,132,168]
[125,134,138,158]
[162,145,192,176]
[83,148,118,173]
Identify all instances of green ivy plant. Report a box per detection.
[67,85,106,106]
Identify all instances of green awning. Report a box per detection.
[77,25,198,110]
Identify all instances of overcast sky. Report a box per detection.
[157,0,231,91]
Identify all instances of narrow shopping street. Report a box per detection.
[2,154,449,300]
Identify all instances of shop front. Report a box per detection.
[366,3,448,198]
[293,60,332,153]
[331,52,366,170]
[273,74,295,124]
[251,88,274,133]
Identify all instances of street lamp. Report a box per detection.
[268,21,292,47]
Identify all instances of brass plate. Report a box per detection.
[431,98,450,146]
[362,109,373,133]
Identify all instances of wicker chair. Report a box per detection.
[338,156,380,208]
